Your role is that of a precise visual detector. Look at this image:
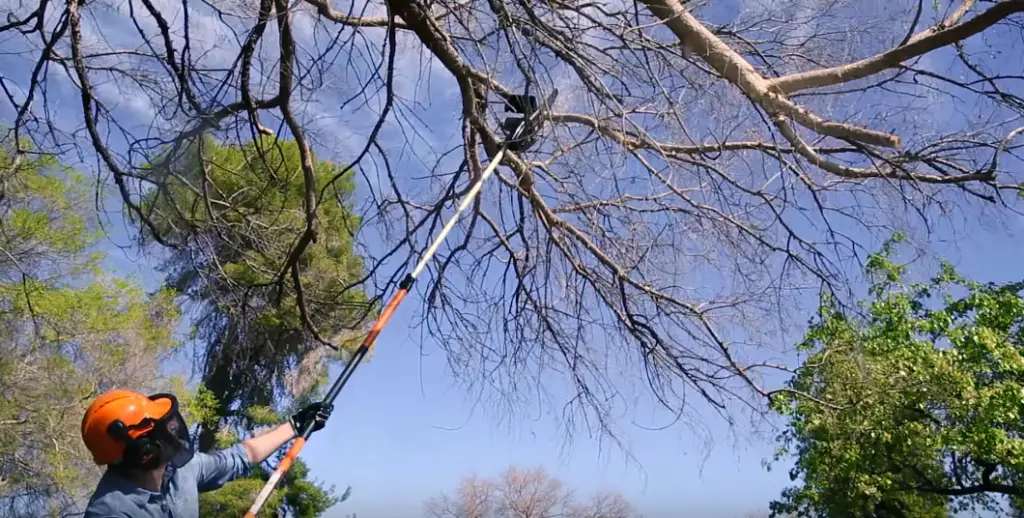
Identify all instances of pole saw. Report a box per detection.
[243,86,558,518]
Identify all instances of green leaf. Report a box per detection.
[771,234,1024,517]
[0,140,182,513]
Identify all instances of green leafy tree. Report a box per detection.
[770,235,1024,517]
[139,135,373,450]
[138,135,365,517]
[0,141,182,517]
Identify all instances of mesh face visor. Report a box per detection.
[109,393,195,470]
[146,394,195,469]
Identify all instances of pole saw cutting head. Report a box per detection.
[497,88,558,152]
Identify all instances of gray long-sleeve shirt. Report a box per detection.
[84,443,252,517]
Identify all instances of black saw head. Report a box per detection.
[496,89,558,152]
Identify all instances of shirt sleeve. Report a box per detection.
[194,443,254,492]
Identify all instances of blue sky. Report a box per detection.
[98,151,1024,518]
[2,0,1024,516]
[101,216,1024,518]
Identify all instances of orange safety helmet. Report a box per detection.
[81,389,194,469]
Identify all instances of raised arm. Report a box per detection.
[242,402,333,464]
[194,402,333,492]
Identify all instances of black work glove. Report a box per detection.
[289,402,333,436]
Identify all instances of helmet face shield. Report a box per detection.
[146,394,195,469]
[108,393,195,470]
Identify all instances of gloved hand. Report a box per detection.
[289,401,333,436]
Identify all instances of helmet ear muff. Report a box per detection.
[107,420,130,441]
[107,419,163,470]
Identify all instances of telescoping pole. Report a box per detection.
[242,87,556,518]
[242,146,508,518]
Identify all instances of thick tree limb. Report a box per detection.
[768,0,1024,94]
[636,0,902,148]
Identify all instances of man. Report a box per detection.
[80,388,332,517]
